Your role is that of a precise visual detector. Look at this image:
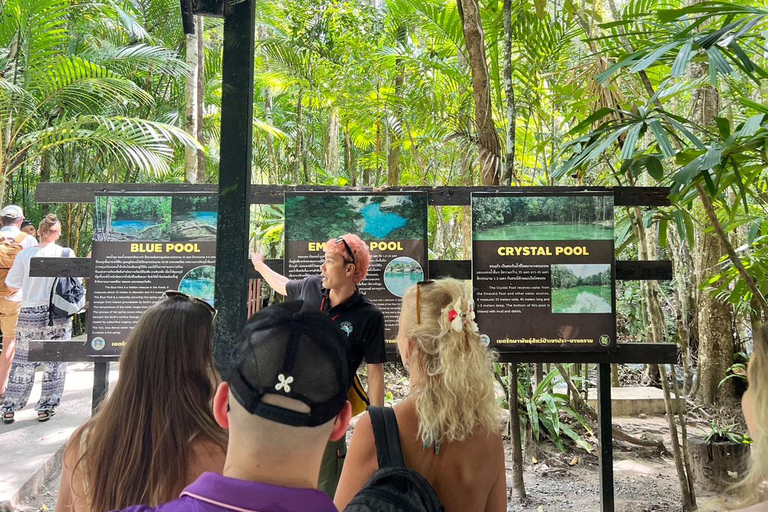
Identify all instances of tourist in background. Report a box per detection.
[2,214,69,423]
[0,205,37,405]
[20,220,37,239]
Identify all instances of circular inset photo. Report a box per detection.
[178,265,216,306]
[91,337,106,351]
[383,257,425,298]
[479,334,491,348]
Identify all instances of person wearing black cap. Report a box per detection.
[114,301,352,512]
[20,220,37,239]
[251,233,386,498]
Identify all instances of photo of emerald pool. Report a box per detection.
[551,264,612,314]
[178,265,215,306]
[93,196,172,241]
[473,195,613,241]
[285,194,427,242]
[383,257,424,297]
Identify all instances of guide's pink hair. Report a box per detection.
[325,234,370,284]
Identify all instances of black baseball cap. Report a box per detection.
[226,300,350,427]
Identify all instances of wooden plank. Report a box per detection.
[250,259,672,281]
[30,257,91,278]
[33,257,672,282]
[250,185,670,207]
[28,337,118,362]
[616,260,673,280]
[494,343,678,364]
[36,182,217,203]
[37,183,671,208]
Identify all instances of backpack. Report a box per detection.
[48,248,85,325]
[344,407,444,512]
[0,233,28,298]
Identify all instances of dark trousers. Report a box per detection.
[318,435,347,499]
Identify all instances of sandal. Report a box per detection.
[2,411,14,424]
[37,409,56,422]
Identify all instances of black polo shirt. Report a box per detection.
[286,275,386,375]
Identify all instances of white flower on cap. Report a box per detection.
[275,373,294,393]
[0,205,23,218]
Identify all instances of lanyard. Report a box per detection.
[320,296,340,322]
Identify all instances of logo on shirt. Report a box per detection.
[340,321,353,337]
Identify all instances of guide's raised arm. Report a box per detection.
[250,250,289,296]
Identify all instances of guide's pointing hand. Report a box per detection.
[250,250,265,268]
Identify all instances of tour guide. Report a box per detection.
[251,233,385,497]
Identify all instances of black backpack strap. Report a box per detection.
[368,406,406,469]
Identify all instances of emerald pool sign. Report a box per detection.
[284,192,428,351]
[472,192,616,351]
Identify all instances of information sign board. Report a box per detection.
[87,193,217,356]
[284,192,428,351]
[472,192,616,351]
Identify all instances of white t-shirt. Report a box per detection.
[6,244,76,308]
[0,226,39,302]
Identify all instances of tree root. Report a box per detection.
[554,363,666,450]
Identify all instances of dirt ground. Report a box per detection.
[505,415,721,512]
[15,415,724,512]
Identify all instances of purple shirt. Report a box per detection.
[115,472,337,512]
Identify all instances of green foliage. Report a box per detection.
[704,421,752,445]
[719,352,749,388]
[501,364,594,453]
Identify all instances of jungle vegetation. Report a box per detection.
[3,0,768,506]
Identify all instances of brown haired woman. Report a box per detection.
[2,214,76,423]
[334,278,506,511]
[55,292,227,512]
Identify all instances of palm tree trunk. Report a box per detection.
[196,16,206,183]
[502,0,516,185]
[387,23,407,187]
[184,28,199,184]
[457,0,500,185]
[295,88,303,183]
[325,107,340,176]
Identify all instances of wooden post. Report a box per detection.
[92,361,109,412]
[598,363,614,512]
[213,0,256,370]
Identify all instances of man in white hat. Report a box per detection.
[0,205,37,403]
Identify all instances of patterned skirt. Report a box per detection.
[2,305,71,413]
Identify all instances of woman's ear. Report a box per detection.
[403,338,416,365]
[212,381,230,429]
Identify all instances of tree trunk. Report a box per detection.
[669,228,696,394]
[345,123,356,186]
[688,50,735,405]
[502,0,516,185]
[387,23,407,187]
[508,363,526,500]
[196,16,206,183]
[295,88,303,183]
[184,29,199,184]
[694,229,735,404]
[457,0,500,185]
[325,107,340,176]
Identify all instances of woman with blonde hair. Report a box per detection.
[55,292,227,512]
[334,278,506,511]
[728,324,768,511]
